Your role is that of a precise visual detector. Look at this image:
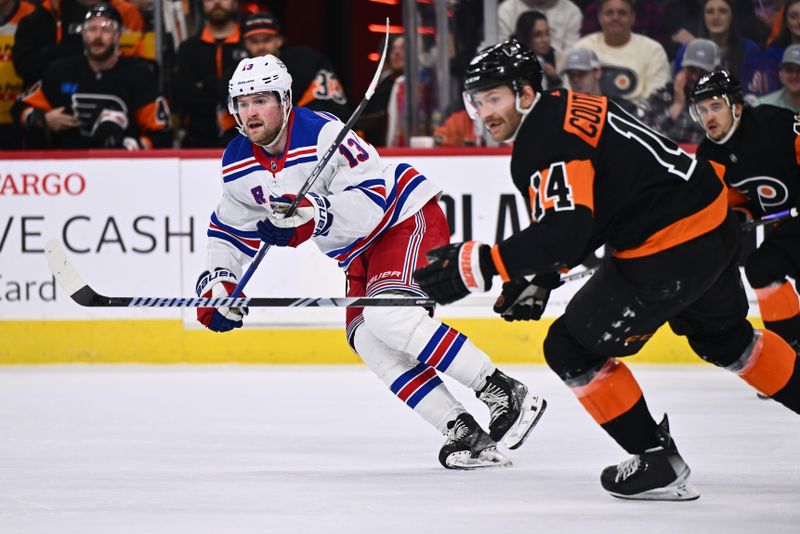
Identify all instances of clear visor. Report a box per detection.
[689,95,732,123]
[462,91,480,120]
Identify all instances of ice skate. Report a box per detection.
[439,413,512,469]
[601,414,700,501]
[477,369,547,449]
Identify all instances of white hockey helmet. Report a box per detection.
[227,55,293,145]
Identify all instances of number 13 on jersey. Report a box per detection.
[529,160,595,222]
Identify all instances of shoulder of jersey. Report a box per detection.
[44,54,87,77]
[290,106,342,147]
[222,134,252,167]
[749,103,795,126]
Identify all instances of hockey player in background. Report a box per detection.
[690,69,800,351]
[414,40,800,500]
[12,4,171,149]
[194,54,546,469]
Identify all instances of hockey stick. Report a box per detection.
[229,19,391,299]
[741,207,798,231]
[45,238,497,308]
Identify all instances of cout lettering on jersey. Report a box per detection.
[0,173,86,196]
[563,92,607,148]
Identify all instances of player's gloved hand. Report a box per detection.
[493,272,564,321]
[731,205,754,228]
[256,192,333,247]
[195,268,248,333]
[91,109,129,148]
[413,241,495,304]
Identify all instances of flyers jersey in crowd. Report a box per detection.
[13,55,171,149]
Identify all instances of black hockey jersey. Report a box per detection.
[696,104,800,217]
[13,54,171,149]
[493,90,728,279]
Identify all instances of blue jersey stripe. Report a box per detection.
[207,230,257,257]
[407,375,443,408]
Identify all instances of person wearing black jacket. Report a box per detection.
[12,4,171,149]
[174,0,246,147]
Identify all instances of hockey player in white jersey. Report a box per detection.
[195,54,547,469]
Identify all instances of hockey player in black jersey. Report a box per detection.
[414,40,800,501]
[12,4,171,149]
[690,69,800,350]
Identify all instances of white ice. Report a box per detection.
[1,365,798,534]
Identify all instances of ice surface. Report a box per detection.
[1,365,798,534]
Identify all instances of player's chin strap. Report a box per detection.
[505,91,540,144]
[707,101,742,145]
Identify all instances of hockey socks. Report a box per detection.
[754,281,800,348]
[352,326,465,432]
[728,329,799,412]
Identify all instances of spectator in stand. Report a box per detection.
[218,11,350,144]
[640,38,720,144]
[674,0,763,100]
[12,0,145,89]
[514,10,562,89]
[560,46,639,115]
[174,0,245,148]
[758,44,800,112]
[561,47,602,94]
[358,34,404,146]
[573,0,670,107]
[0,0,36,148]
[761,0,800,94]
[11,4,171,149]
[661,0,702,59]
[497,0,582,56]
[579,0,665,45]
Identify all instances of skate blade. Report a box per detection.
[503,394,547,450]
[609,482,701,502]
[444,448,513,470]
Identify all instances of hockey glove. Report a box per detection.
[413,241,495,305]
[493,272,564,321]
[195,268,248,333]
[256,192,333,248]
[91,109,129,148]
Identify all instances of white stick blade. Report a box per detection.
[45,238,87,297]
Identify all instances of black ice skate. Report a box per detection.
[601,414,700,501]
[439,413,511,469]
[476,369,547,449]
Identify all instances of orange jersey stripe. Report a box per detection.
[490,244,511,283]
[571,358,643,425]
[21,84,53,112]
[737,329,797,396]
[614,163,727,259]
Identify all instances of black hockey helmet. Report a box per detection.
[83,3,122,31]
[463,39,543,95]
[689,69,743,105]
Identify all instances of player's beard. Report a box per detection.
[86,39,115,62]
[246,118,284,147]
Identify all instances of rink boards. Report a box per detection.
[0,149,761,364]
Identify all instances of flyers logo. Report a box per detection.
[71,93,128,135]
[563,92,607,148]
[728,176,790,211]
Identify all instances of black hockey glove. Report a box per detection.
[91,109,129,148]
[493,272,563,322]
[413,241,495,305]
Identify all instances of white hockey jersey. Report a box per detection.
[207,107,441,274]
